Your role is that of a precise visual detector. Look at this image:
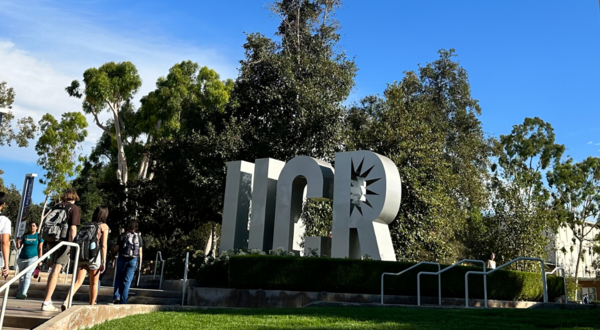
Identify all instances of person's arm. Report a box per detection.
[100,225,109,273]
[16,237,22,250]
[1,234,9,276]
[37,239,44,265]
[138,247,143,271]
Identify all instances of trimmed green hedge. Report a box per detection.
[221,255,564,301]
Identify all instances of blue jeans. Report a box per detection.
[16,256,38,296]
[113,256,137,304]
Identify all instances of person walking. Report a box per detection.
[0,193,12,279]
[40,189,81,312]
[15,221,44,299]
[113,220,143,304]
[61,206,110,310]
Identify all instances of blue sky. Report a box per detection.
[0,0,599,203]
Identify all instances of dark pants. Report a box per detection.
[113,256,137,304]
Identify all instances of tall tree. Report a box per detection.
[479,117,564,269]
[136,61,200,180]
[345,50,491,262]
[35,112,88,219]
[548,157,600,290]
[0,81,36,147]
[66,62,142,186]
[124,65,236,255]
[232,0,356,162]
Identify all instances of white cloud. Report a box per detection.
[0,0,237,164]
[588,141,593,144]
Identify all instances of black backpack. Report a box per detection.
[41,204,72,243]
[74,222,101,262]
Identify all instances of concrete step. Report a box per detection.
[0,298,59,329]
[7,283,182,305]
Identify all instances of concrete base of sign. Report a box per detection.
[186,287,558,309]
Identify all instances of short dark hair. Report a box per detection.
[92,206,109,223]
[127,220,139,232]
[0,192,6,206]
[61,189,79,202]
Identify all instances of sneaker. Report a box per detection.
[61,302,67,312]
[15,294,23,299]
[41,303,59,312]
[112,299,121,304]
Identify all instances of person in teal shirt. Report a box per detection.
[15,222,44,299]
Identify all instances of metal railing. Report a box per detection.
[465,257,548,308]
[0,242,80,330]
[181,252,189,306]
[417,259,486,306]
[381,262,440,305]
[154,251,165,290]
[546,266,567,303]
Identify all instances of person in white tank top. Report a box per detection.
[486,252,496,270]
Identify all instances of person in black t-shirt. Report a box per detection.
[42,189,81,312]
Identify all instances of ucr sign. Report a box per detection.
[219,151,401,261]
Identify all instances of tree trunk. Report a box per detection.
[138,120,161,181]
[574,234,583,300]
[204,224,213,260]
[38,194,50,233]
[211,223,218,257]
[112,112,128,186]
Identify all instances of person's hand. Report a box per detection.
[38,262,43,266]
[2,267,8,277]
[99,263,106,274]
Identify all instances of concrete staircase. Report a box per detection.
[1,272,182,329]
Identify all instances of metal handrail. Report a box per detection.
[381,262,440,305]
[154,251,165,290]
[465,257,548,308]
[0,241,80,330]
[417,259,486,306]
[181,252,189,306]
[546,266,567,303]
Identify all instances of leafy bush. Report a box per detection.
[223,255,564,301]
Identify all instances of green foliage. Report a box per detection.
[346,50,491,262]
[35,112,88,202]
[469,117,564,270]
[226,255,563,301]
[232,0,356,162]
[0,81,37,147]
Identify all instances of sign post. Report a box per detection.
[12,174,37,269]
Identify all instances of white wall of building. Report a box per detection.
[547,222,599,278]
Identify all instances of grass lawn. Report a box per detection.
[89,307,600,330]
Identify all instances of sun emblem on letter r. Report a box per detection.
[350,158,381,216]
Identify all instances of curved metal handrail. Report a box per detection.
[381,262,440,305]
[0,241,80,330]
[154,251,165,290]
[464,257,548,308]
[546,266,567,303]
[417,259,486,306]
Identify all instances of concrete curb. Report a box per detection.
[33,305,211,330]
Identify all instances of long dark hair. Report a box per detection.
[26,221,37,235]
[92,206,109,223]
